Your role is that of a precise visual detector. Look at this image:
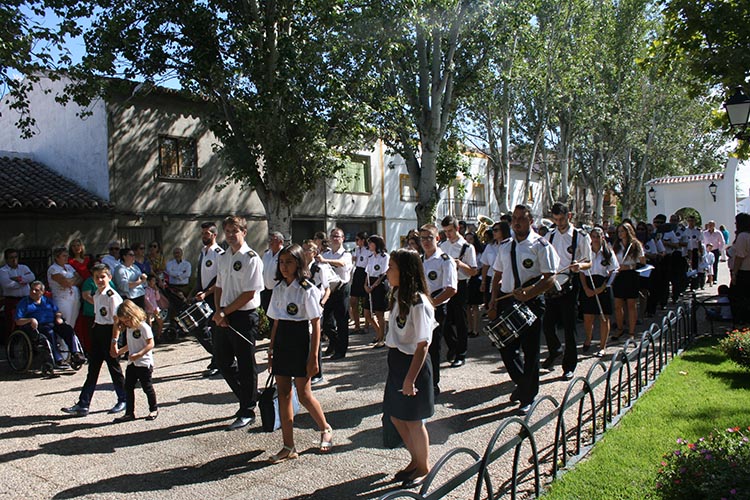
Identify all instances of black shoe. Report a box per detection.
[226,415,256,431]
[509,388,520,402]
[329,353,346,360]
[468,331,480,338]
[450,358,465,368]
[402,473,427,489]
[203,368,220,378]
[109,402,127,414]
[394,467,417,482]
[323,347,335,357]
[541,353,560,370]
[311,376,324,385]
[113,414,135,423]
[61,404,89,417]
[562,371,575,381]
[446,350,455,363]
[433,385,440,396]
[518,402,533,415]
[582,343,591,353]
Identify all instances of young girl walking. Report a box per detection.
[114,300,158,422]
[266,244,333,463]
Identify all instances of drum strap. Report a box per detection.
[510,240,521,289]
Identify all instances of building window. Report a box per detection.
[400,174,418,202]
[335,155,371,194]
[157,136,200,180]
[473,182,486,206]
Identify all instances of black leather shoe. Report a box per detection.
[450,358,465,368]
[329,353,346,360]
[108,402,127,414]
[311,376,324,385]
[394,467,417,482]
[61,404,89,417]
[203,368,220,378]
[226,415,256,431]
[323,347,335,357]
[113,414,135,423]
[541,353,560,370]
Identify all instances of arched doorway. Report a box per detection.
[675,207,703,227]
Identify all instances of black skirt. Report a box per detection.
[383,348,434,421]
[467,275,483,305]
[613,269,639,299]
[271,320,311,378]
[350,267,367,298]
[363,276,388,312]
[579,274,613,315]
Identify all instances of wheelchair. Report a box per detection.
[6,323,86,376]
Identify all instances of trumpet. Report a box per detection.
[477,214,495,240]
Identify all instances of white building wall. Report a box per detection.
[0,76,109,200]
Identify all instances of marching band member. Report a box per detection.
[542,203,591,380]
[192,221,225,377]
[349,232,371,335]
[480,221,510,308]
[317,228,353,360]
[439,215,477,368]
[418,224,457,396]
[266,244,332,463]
[489,205,559,414]
[579,227,619,357]
[302,239,332,385]
[212,215,264,431]
[364,235,389,348]
[383,248,436,488]
[611,222,646,343]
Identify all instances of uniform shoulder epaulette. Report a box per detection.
[500,238,511,246]
[106,289,114,297]
[299,279,312,290]
[248,250,257,258]
[537,237,549,246]
[440,253,451,261]
[216,247,225,255]
[412,294,424,305]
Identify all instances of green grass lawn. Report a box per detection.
[541,336,750,500]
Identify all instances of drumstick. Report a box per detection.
[585,268,605,320]
[492,263,581,303]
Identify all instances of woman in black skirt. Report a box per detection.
[365,235,389,348]
[266,244,332,463]
[611,223,645,342]
[349,232,371,335]
[579,227,619,357]
[384,248,436,488]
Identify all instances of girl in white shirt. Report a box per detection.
[365,235,389,348]
[579,228,619,356]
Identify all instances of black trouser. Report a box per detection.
[669,252,688,301]
[124,364,157,415]
[647,259,667,315]
[542,290,578,372]
[429,304,446,388]
[444,280,469,361]
[213,309,259,417]
[712,249,721,280]
[78,323,125,409]
[196,292,217,368]
[322,283,350,355]
[499,298,544,406]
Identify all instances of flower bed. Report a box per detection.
[718,328,750,371]
[652,427,750,500]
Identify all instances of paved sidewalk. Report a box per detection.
[0,283,725,500]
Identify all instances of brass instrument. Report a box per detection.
[476,215,495,240]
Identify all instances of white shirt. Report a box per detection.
[481,242,500,278]
[47,263,78,299]
[166,258,191,285]
[385,292,436,355]
[198,243,224,290]
[308,262,332,290]
[353,246,373,270]
[262,248,282,290]
[643,238,665,259]
[216,242,264,310]
[267,279,323,321]
[546,225,592,271]
[588,248,620,278]
[365,252,389,279]
[94,285,123,325]
[615,243,644,267]
[321,246,353,284]
[493,231,559,293]
[0,264,35,297]
[422,248,458,297]
[125,321,154,368]
[101,254,120,273]
[684,226,704,251]
[439,235,477,281]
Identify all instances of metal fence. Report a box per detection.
[379,302,694,500]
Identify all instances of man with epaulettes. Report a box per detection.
[317,228,353,360]
[542,202,591,380]
[212,215,264,431]
[419,223,457,396]
[261,231,285,333]
[191,221,225,377]
[489,205,559,414]
[662,214,687,302]
[684,215,704,273]
[439,215,478,368]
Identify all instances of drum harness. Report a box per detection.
[548,228,579,297]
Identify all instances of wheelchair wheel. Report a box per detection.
[7,330,33,372]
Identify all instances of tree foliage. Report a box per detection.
[61,0,369,234]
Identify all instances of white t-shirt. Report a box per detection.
[385,292,436,355]
[47,263,78,300]
[126,320,154,368]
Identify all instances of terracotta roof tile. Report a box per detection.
[0,156,113,211]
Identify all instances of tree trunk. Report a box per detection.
[259,190,294,240]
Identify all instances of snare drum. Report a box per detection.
[483,302,537,350]
[175,301,213,334]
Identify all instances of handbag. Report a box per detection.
[259,373,300,432]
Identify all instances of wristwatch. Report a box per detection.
[219,309,226,318]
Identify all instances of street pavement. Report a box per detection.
[0,280,726,500]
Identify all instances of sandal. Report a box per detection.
[146,410,159,421]
[319,426,333,452]
[268,445,299,464]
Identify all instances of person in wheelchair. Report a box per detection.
[15,281,85,369]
